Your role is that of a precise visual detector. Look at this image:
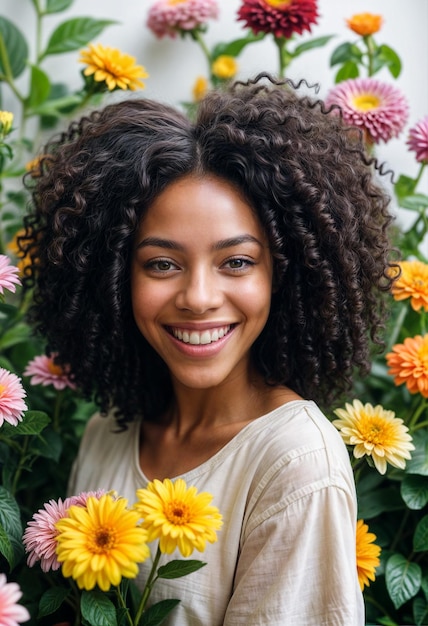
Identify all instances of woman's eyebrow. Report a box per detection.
[213,235,263,250]
[136,234,263,251]
[136,237,185,251]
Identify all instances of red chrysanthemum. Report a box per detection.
[147,0,219,39]
[237,0,319,39]
[407,115,428,163]
[325,77,409,145]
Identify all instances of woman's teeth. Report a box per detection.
[172,325,231,345]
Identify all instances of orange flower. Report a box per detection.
[346,13,383,36]
[356,520,381,591]
[391,260,428,312]
[386,335,428,398]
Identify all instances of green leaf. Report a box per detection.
[158,559,206,579]
[386,553,421,609]
[330,42,362,66]
[357,486,404,519]
[211,32,264,59]
[378,44,402,79]
[0,321,31,350]
[1,411,50,437]
[26,65,51,109]
[0,487,23,568]
[0,17,28,79]
[38,587,71,618]
[293,35,335,56]
[401,475,428,509]
[413,596,428,626]
[395,173,418,199]
[0,524,14,569]
[46,0,75,13]
[405,430,428,476]
[398,193,428,211]
[140,599,180,626]
[81,589,117,626]
[32,427,63,461]
[43,18,117,56]
[414,515,428,552]
[334,61,360,83]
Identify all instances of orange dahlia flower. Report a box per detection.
[391,260,428,312]
[386,335,428,398]
[346,13,383,37]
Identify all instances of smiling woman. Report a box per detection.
[20,74,395,625]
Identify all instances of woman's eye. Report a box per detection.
[145,259,177,272]
[225,258,253,270]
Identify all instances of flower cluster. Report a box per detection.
[22,479,222,622]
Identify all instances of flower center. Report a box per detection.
[358,415,393,444]
[418,343,428,368]
[165,501,191,525]
[90,527,116,553]
[47,361,64,376]
[352,94,381,111]
[264,0,292,7]
[0,384,5,395]
[167,0,188,5]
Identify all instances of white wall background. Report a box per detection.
[2,0,428,238]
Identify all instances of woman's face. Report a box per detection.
[131,175,273,392]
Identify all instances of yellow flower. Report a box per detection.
[79,43,149,91]
[346,13,383,36]
[356,519,381,591]
[391,260,428,312]
[7,228,33,275]
[55,494,150,591]
[333,399,414,475]
[386,334,428,398]
[192,76,208,102]
[211,55,238,80]
[0,111,13,136]
[135,478,223,557]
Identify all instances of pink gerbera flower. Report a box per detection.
[407,115,428,163]
[325,77,409,144]
[0,254,20,295]
[0,368,27,428]
[23,354,76,391]
[0,574,30,626]
[23,491,105,572]
[237,0,319,39]
[147,0,219,39]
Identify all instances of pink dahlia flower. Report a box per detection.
[23,491,105,572]
[23,354,76,391]
[407,115,428,163]
[0,368,27,428]
[147,0,219,38]
[237,0,319,39]
[0,574,30,626]
[325,78,409,145]
[0,254,20,295]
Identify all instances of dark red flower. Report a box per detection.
[237,0,319,39]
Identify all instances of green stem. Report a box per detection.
[116,585,133,626]
[274,36,291,78]
[413,162,426,189]
[364,593,396,623]
[11,436,29,495]
[390,508,410,552]
[133,545,162,626]
[190,29,212,76]
[386,304,407,352]
[363,35,376,77]
[409,397,428,429]
[53,390,65,431]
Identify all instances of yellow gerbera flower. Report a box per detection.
[55,494,150,591]
[391,260,428,312]
[333,399,414,475]
[135,478,223,557]
[356,519,381,591]
[346,13,383,36]
[211,55,238,80]
[79,43,149,92]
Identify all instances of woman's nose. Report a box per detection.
[175,268,224,314]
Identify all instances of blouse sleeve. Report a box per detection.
[223,478,365,626]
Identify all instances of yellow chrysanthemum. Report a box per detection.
[55,494,150,591]
[391,260,428,312]
[386,334,428,398]
[135,478,223,557]
[0,111,13,136]
[192,76,208,102]
[356,519,381,591]
[79,43,149,92]
[211,55,238,80]
[346,13,383,36]
[333,399,414,475]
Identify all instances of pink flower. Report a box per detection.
[23,354,76,391]
[325,78,409,144]
[407,115,428,163]
[237,0,319,39]
[23,491,105,572]
[147,0,219,38]
[0,369,27,428]
[0,255,20,295]
[0,574,30,626]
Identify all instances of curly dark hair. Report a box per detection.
[20,74,395,429]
